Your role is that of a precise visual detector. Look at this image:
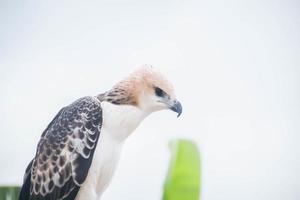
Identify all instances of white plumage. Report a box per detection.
[76,101,148,200]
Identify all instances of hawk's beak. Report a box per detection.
[170,100,182,117]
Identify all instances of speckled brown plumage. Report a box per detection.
[19,96,103,200]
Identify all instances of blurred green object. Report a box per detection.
[0,186,21,200]
[163,139,201,200]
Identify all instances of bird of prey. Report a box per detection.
[19,66,182,200]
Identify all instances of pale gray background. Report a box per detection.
[1,0,299,200]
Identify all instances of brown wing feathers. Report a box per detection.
[19,97,102,200]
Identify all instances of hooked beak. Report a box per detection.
[170,100,182,117]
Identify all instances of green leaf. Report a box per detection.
[0,186,21,200]
[163,139,201,200]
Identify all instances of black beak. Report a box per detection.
[170,100,182,117]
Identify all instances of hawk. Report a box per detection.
[19,66,182,200]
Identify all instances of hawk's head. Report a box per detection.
[99,66,182,117]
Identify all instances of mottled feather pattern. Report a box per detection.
[21,96,102,200]
[97,87,137,106]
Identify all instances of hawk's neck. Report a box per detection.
[100,101,148,141]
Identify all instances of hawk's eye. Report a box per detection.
[154,87,165,97]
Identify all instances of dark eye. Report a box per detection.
[154,87,165,97]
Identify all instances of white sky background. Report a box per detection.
[0,0,299,200]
